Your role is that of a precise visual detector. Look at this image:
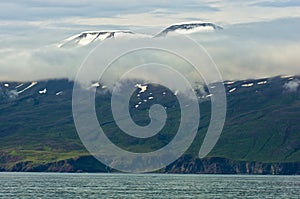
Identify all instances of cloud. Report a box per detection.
[1,1,300,84]
[0,0,218,21]
[252,0,300,8]
[2,0,300,40]
[1,18,300,84]
[190,17,300,80]
[284,79,300,92]
[0,46,88,81]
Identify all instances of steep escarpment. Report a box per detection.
[165,156,300,175]
[1,153,299,174]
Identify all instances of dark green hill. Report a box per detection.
[0,76,299,173]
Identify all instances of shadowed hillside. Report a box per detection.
[0,76,300,173]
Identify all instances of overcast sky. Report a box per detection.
[0,0,300,81]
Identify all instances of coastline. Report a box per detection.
[1,155,299,175]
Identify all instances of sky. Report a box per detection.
[0,0,300,82]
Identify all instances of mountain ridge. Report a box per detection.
[0,75,300,173]
[57,21,223,48]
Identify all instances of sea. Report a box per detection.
[0,172,299,198]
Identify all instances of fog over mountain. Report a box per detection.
[0,0,299,84]
[1,18,299,84]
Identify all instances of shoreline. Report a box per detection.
[1,155,299,175]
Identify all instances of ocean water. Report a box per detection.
[0,172,299,198]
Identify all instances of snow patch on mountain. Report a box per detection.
[228,88,237,93]
[58,30,150,48]
[155,21,222,37]
[15,83,24,89]
[135,84,148,93]
[225,81,235,85]
[241,83,254,87]
[38,88,47,94]
[257,81,267,85]
[17,82,37,94]
[55,91,63,96]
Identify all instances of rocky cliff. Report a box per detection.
[1,154,299,174]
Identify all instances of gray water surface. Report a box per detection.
[0,172,299,198]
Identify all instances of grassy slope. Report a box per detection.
[209,77,300,162]
[0,77,300,170]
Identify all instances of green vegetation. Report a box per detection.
[0,76,300,171]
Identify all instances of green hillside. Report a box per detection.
[0,76,300,171]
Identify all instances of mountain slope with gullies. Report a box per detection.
[0,75,300,173]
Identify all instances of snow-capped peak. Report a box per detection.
[155,21,222,37]
[58,30,150,48]
[57,21,222,48]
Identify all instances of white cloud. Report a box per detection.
[1,19,300,83]
[284,79,300,92]
[252,0,300,8]
[1,1,300,83]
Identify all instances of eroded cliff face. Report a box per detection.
[1,154,299,174]
[164,156,300,175]
[0,154,110,173]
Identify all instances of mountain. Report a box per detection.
[155,21,223,37]
[57,21,222,48]
[57,30,150,48]
[0,75,300,173]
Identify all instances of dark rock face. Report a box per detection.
[1,155,299,174]
[59,30,135,47]
[0,156,110,173]
[165,156,300,175]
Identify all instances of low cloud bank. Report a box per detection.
[0,18,299,85]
